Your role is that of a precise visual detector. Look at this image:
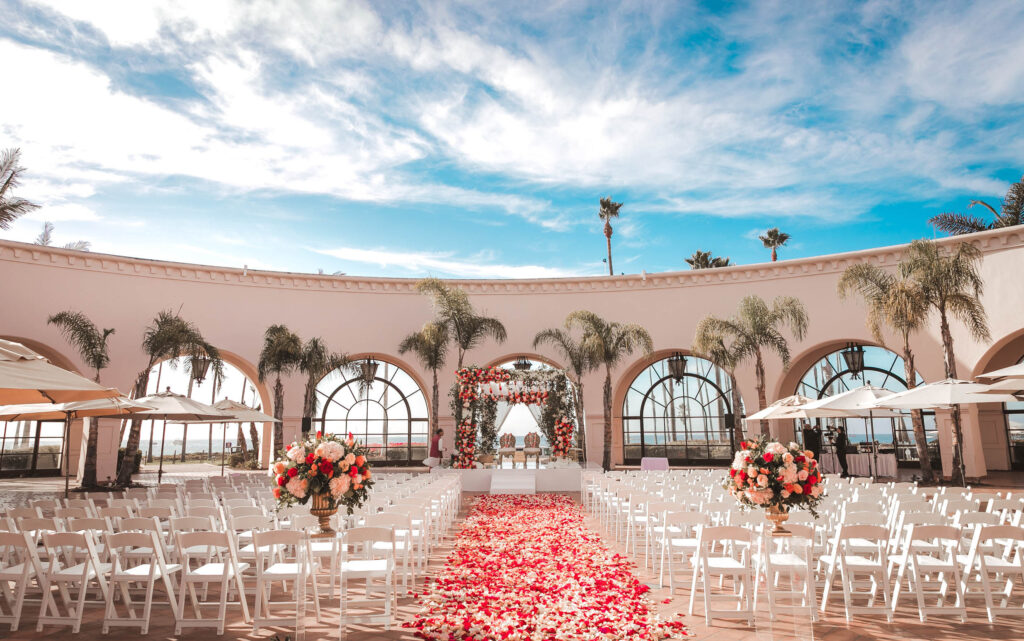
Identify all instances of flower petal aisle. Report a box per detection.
[405,494,688,640]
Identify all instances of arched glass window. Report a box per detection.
[1002,356,1024,470]
[622,355,740,464]
[313,359,429,465]
[795,346,938,466]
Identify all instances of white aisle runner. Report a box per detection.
[489,469,537,494]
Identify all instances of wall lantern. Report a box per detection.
[360,358,379,384]
[190,356,211,384]
[513,356,532,371]
[667,352,687,382]
[841,342,866,379]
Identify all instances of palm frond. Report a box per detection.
[35,221,54,246]
[967,199,999,217]
[257,324,302,382]
[598,197,623,223]
[47,310,114,378]
[63,240,91,251]
[928,212,989,235]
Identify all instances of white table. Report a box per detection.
[819,452,897,478]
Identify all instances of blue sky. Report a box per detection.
[2,0,1022,278]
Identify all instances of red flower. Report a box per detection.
[803,482,814,494]
[740,441,747,449]
[349,465,359,478]
[276,475,286,486]
[728,468,736,477]
[287,466,298,478]
[316,430,323,439]
[763,452,774,463]
[305,452,316,464]
[319,460,333,475]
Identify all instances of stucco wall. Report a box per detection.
[2,226,1023,478]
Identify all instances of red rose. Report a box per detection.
[795,455,805,463]
[728,468,736,477]
[287,467,298,478]
[763,452,774,463]
[319,460,333,475]
[803,483,814,494]
[306,452,316,464]
[276,475,286,486]
[349,465,359,478]
[740,441,747,449]
[738,471,747,481]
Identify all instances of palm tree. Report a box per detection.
[0,148,39,229]
[258,324,302,456]
[837,263,935,483]
[299,337,350,435]
[759,228,790,262]
[399,321,449,433]
[599,197,623,276]
[566,310,652,470]
[533,324,597,461]
[691,332,747,453]
[694,295,809,436]
[117,311,222,486]
[34,221,91,251]
[685,250,731,269]
[929,176,1024,235]
[47,310,115,487]
[904,239,990,485]
[416,278,507,369]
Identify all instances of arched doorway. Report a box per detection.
[121,355,264,466]
[313,359,429,466]
[621,355,739,465]
[794,345,938,467]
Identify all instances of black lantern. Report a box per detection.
[360,358,379,383]
[190,355,211,384]
[841,342,865,379]
[667,352,687,382]
[513,356,532,371]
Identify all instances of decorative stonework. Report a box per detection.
[2,227,1022,295]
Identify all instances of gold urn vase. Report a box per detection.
[765,504,792,536]
[309,492,338,539]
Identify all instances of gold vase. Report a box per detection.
[309,492,338,539]
[765,504,792,536]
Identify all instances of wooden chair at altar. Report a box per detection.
[498,434,516,468]
[524,432,542,468]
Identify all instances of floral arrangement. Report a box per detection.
[454,418,477,468]
[456,366,511,386]
[552,416,574,457]
[725,437,823,514]
[269,431,374,515]
[498,433,516,449]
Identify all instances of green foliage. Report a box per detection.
[477,397,498,456]
[47,310,114,381]
[0,148,40,229]
[258,325,303,384]
[299,336,349,419]
[929,176,1024,235]
[538,375,576,447]
[685,249,731,269]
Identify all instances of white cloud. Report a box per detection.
[22,202,100,222]
[314,246,583,279]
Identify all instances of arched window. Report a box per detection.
[622,355,740,464]
[313,359,428,465]
[1002,356,1024,470]
[795,346,938,466]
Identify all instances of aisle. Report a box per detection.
[405,494,688,640]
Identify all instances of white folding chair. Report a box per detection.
[102,531,181,634]
[338,526,396,639]
[820,524,893,622]
[961,524,1024,622]
[758,524,817,622]
[0,531,46,631]
[36,531,109,632]
[657,511,706,593]
[890,524,966,622]
[175,530,251,634]
[688,525,755,625]
[252,529,321,632]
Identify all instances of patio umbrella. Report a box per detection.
[976,363,1024,381]
[0,339,119,404]
[0,396,154,497]
[96,389,233,484]
[743,394,816,423]
[871,378,1020,485]
[978,378,1024,397]
[209,398,279,475]
[787,385,899,478]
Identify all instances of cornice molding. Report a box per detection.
[3,227,1022,295]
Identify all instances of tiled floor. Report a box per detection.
[5,477,1024,639]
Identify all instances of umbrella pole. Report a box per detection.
[158,420,167,485]
[63,413,72,499]
[221,425,227,477]
[868,410,878,479]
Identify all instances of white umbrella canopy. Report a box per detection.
[212,398,279,423]
[0,396,154,421]
[978,378,1024,397]
[98,389,231,422]
[0,338,120,404]
[788,384,901,418]
[744,394,815,423]
[976,363,1024,381]
[871,378,1020,410]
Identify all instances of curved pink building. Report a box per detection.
[2,227,1023,482]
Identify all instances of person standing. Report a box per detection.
[802,421,822,461]
[834,424,850,478]
[425,428,444,468]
